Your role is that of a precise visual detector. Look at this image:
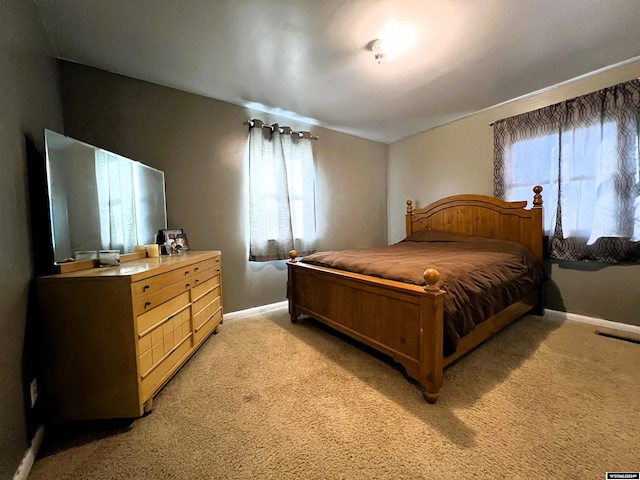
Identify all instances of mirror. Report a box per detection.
[44,130,167,263]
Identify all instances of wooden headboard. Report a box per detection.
[405,186,544,261]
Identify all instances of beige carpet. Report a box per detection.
[29,307,640,479]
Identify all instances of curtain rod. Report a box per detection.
[243,120,319,140]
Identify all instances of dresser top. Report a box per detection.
[39,251,221,282]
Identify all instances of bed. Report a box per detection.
[287,186,545,403]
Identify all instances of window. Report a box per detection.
[494,80,640,263]
[248,120,317,261]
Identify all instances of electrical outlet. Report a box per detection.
[29,378,38,408]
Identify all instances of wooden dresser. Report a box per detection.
[36,251,223,421]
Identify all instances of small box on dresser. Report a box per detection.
[36,251,223,421]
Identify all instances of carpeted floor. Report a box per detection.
[29,307,640,479]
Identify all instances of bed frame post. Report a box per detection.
[405,200,414,236]
[419,268,446,403]
[530,185,545,316]
[530,185,544,262]
[288,251,299,323]
[419,288,446,403]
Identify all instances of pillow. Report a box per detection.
[402,229,540,263]
[402,229,477,243]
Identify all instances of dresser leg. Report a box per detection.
[144,397,154,414]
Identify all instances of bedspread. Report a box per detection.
[301,230,545,356]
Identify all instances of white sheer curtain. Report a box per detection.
[248,121,316,261]
[494,80,640,263]
[95,150,138,253]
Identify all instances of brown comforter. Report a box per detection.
[301,230,545,356]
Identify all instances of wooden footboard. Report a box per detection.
[288,259,541,403]
[287,260,447,402]
[288,187,544,403]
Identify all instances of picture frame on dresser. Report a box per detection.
[159,228,183,254]
[174,233,190,253]
[159,228,183,243]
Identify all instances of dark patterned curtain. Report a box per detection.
[494,80,640,263]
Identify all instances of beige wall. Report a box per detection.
[0,0,64,476]
[59,62,388,313]
[389,58,640,326]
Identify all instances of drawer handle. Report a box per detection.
[194,267,199,272]
[143,285,150,292]
[185,283,190,288]
[184,270,189,276]
[194,279,199,284]
[144,301,152,308]
[216,258,220,263]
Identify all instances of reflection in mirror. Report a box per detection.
[44,130,167,263]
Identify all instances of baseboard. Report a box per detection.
[224,301,288,321]
[13,425,44,480]
[545,309,640,336]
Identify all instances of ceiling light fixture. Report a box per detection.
[367,39,385,64]
[367,20,419,64]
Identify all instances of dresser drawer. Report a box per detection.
[192,275,220,302]
[191,256,220,276]
[136,291,190,336]
[194,307,223,345]
[191,266,219,292]
[140,334,193,401]
[192,285,221,316]
[133,278,191,317]
[131,266,192,298]
[138,306,192,378]
[193,286,222,330]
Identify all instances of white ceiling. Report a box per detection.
[34,0,640,144]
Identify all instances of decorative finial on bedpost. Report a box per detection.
[406,200,413,215]
[533,185,543,208]
[423,268,441,292]
[289,250,298,263]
